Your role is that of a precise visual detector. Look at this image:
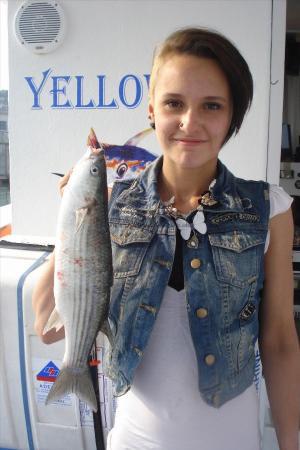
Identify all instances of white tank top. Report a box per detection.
[106,185,292,450]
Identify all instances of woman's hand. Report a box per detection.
[58,169,73,196]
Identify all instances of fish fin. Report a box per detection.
[100,319,114,347]
[87,127,101,149]
[45,366,97,412]
[43,308,64,334]
[124,127,154,146]
[75,207,88,232]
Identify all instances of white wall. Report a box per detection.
[0,0,9,90]
[7,0,283,236]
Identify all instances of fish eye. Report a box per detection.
[117,162,128,178]
[90,164,99,176]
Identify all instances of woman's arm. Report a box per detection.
[259,208,300,450]
[32,250,65,344]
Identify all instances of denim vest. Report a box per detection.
[106,156,270,408]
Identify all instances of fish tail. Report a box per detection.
[45,366,97,412]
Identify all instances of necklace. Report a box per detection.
[162,178,217,218]
[161,179,218,248]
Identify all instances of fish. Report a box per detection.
[102,128,158,185]
[44,128,113,412]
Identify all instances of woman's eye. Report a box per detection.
[204,103,221,110]
[165,100,182,109]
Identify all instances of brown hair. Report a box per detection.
[149,27,253,144]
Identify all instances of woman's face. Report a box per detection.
[149,54,233,172]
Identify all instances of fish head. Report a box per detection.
[67,146,107,207]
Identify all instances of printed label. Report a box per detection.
[34,358,72,407]
[79,401,94,427]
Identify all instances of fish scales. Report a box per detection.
[45,131,113,412]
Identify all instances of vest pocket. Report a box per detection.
[110,222,155,278]
[208,231,265,287]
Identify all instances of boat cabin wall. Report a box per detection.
[7,0,285,236]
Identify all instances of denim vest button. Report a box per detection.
[196,308,208,319]
[191,258,201,269]
[205,354,216,366]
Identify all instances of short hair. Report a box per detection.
[149,27,253,144]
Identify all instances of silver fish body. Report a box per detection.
[45,146,113,411]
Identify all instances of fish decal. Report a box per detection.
[97,128,158,185]
[52,128,159,186]
[45,128,113,412]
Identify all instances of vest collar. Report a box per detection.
[136,156,245,214]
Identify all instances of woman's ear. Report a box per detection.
[148,103,155,129]
[148,102,154,121]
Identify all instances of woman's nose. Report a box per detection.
[179,109,204,132]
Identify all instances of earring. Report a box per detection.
[148,115,155,130]
[179,122,183,128]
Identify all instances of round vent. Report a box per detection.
[14,1,66,54]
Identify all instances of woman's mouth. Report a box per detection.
[174,137,207,145]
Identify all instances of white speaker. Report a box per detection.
[14,1,66,54]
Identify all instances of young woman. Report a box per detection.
[32,28,300,450]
